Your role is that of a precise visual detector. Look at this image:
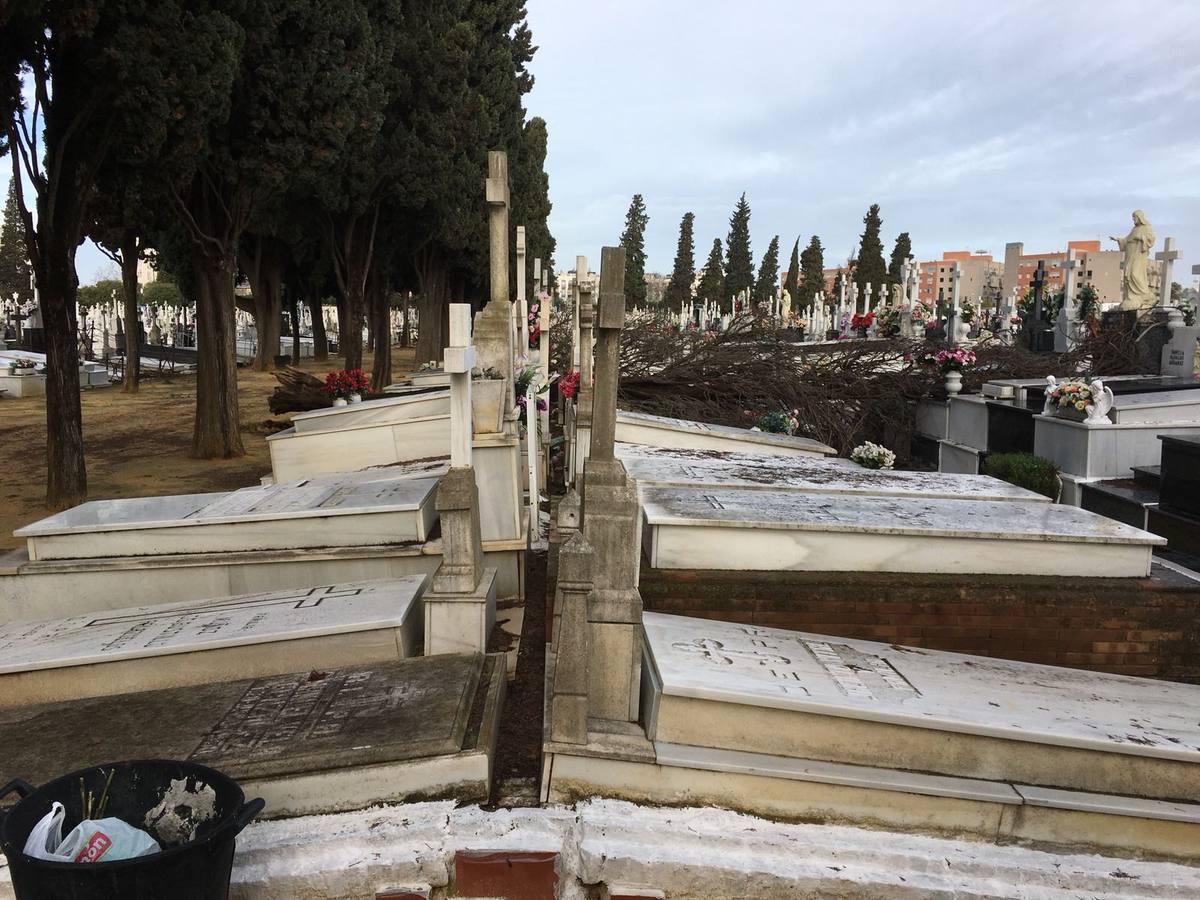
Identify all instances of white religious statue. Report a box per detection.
[1110,210,1156,312]
[1084,379,1115,425]
[781,289,792,322]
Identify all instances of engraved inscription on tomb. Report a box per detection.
[802,640,920,702]
[670,634,810,696]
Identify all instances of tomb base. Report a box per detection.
[424,567,498,656]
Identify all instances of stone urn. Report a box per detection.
[944,370,963,396]
[472,377,506,434]
[332,397,348,408]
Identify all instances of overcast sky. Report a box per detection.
[525,0,1200,283]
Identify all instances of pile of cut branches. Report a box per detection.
[616,310,1138,460]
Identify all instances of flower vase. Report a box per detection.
[944,370,963,396]
[348,393,363,404]
[332,397,348,408]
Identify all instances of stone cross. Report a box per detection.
[1056,251,1080,351]
[444,304,476,468]
[572,255,586,369]
[1156,237,1180,308]
[430,303,485,597]
[515,226,528,354]
[580,245,642,725]
[473,151,516,416]
[573,273,597,481]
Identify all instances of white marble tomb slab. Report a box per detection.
[267,413,451,481]
[290,390,449,434]
[616,444,1047,503]
[0,577,426,706]
[616,410,836,458]
[641,612,1200,799]
[1108,390,1200,425]
[16,471,442,561]
[640,486,1162,577]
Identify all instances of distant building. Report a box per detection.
[1002,240,1162,306]
[136,252,159,287]
[917,251,1002,306]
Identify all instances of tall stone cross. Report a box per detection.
[572,255,587,368]
[1156,237,1180,308]
[444,304,476,467]
[515,226,528,355]
[1056,251,1080,351]
[473,150,516,416]
[581,245,643,724]
[431,303,485,597]
[573,273,597,481]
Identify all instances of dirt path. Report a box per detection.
[0,349,417,551]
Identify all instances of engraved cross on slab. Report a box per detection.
[85,585,367,627]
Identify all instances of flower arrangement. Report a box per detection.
[850,441,896,470]
[528,301,541,348]
[558,369,581,399]
[1046,380,1096,415]
[874,306,900,337]
[1076,284,1099,325]
[417,360,440,372]
[919,347,976,375]
[322,368,370,401]
[750,409,800,435]
[9,357,38,372]
[850,311,875,333]
[960,300,977,324]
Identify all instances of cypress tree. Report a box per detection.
[799,235,825,304]
[782,237,800,303]
[620,193,650,307]
[752,235,780,305]
[888,231,912,285]
[0,180,33,304]
[831,268,844,305]
[854,203,888,294]
[664,211,696,310]
[724,193,753,310]
[696,238,725,308]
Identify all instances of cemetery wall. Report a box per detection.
[639,566,1200,683]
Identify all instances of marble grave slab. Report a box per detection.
[641,612,1200,800]
[0,652,505,817]
[0,577,427,706]
[617,444,1048,503]
[16,469,444,561]
[640,486,1163,577]
[616,410,836,458]
[290,389,450,434]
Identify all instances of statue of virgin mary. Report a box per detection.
[1110,210,1156,311]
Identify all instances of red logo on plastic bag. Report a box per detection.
[74,832,112,863]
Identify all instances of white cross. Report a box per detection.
[1156,237,1180,308]
[444,304,476,467]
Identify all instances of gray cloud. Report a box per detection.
[527,0,1200,284]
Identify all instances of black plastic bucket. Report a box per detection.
[0,759,264,900]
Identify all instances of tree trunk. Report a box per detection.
[40,234,87,509]
[120,229,140,393]
[307,285,328,361]
[192,246,245,459]
[413,247,448,365]
[244,237,284,371]
[369,267,391,391]
[288,281,301,365]
[342,280,365,370]
[400,292,410,348]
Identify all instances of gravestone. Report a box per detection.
[1022,260,1054,352]
[0,578,426,707]
[0,652,505,817]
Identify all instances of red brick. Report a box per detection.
[454,850,558,899]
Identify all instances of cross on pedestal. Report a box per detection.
[485,151,510,307]
[515,226,528,353]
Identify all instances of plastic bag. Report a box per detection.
[55,818,160,863]
[22,803,160,863]
[22,802,66,861]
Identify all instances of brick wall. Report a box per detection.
[640,565,1200,682]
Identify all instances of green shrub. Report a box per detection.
[981,452,1060,500]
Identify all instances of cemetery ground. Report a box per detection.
[0,348,420,551]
